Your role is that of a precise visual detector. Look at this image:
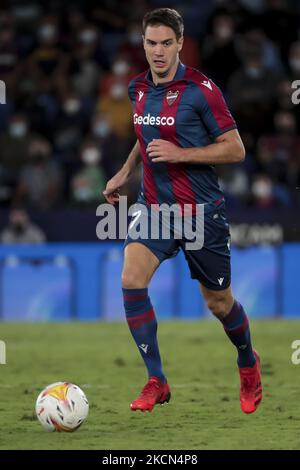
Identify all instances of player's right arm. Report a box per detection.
[103,140,141,204]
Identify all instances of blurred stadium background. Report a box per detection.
[0,0,299,322]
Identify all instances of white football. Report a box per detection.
[35,382,89,432]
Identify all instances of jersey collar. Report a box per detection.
[146,61,186,86]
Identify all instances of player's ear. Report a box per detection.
[178,36,184,52]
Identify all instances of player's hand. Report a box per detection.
[103,171,129,204]
[147,139,185,163]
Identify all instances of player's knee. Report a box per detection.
[206,298,228,319]
[121,271,148,289]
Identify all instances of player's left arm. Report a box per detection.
[147,129,245,164]
[183,128,245,164]
[147,78,245,165]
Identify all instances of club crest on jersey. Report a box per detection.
[166,90,179,106]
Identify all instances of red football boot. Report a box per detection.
[239,350,262,414]
[130,376,171,412]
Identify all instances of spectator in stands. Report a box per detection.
[256,110,300,205]
[0,114,33,204]
[0,113,32,173]
[260,0,298,62]
[274,78,300,132]
[69,25,104,97]
[276,79,296,112]
[218,165,249,208]
[0,207,46,244]
[0,0,298,213]
[288,41,300,81]
[227,42,281,135]
[119,22,148,72]
[53,89,90,163]
[251,174,276,208]
[98,79,133,139]
[239,28,284,74]
[99,55,134,96]
[14,136,63,210]
[71,141,106,204]
[0,12,19,95]
[89,113,132,178]
[201,13,240,89]
[25,15,66,89]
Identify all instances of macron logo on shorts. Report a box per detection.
[133,113,175,126]
[139,344,149,354]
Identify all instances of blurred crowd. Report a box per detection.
[0,0,300,231]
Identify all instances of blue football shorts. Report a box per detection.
[124,202,231,291]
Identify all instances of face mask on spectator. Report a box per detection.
[275,112,296,135]
[82,148,101,165]
[112,60,130,77]
[9,122,28,138]
[63,99,80,115]
[216,25,233,41]
[245,66,263,78]
[39,24,57,41]
[92,121,111,138]
[79,29,97,44]
[252,179,272,199]
[290,58,300,72]
[110,84,126,100]
[73,185,90,201]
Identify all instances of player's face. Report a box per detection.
[143,25,183,81]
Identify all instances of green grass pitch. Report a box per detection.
[0,320,299,450]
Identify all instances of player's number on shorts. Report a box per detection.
[129,210,142,230]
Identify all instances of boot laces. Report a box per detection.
[241,374,256,395]
[140,380,160,399]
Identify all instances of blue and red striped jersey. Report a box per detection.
[128,62,237,211]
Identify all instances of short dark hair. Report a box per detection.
[142,8,184,41]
